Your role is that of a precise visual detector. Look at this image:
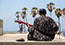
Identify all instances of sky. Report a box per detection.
[0,0,65,32]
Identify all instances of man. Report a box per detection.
[27,9,58,41]
[16,9,58,41]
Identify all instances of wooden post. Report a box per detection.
[0,19,3,35]
[58,17,61,39]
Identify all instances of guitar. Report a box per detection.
[15,20,33,27]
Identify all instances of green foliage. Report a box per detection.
[22,8,27,10]
[62,8,65,15]
[55,8,62,18]
[47,2,55,12]
[56,8,61,11]
[22,11,26,14]
[16,11,19,14]
[50,2,55,5]
[31,7,38,17]
[32,7,38,10]
[63,8,65,12]
[0,19,3,21]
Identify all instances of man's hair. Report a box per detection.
[39,9,47,15]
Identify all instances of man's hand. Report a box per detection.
[26,23,30,27]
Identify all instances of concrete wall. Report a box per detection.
[0,19,3,35]
[0,43,3,45]
[1,42,65,45]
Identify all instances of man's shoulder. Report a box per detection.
[45,16,53,19]
[35,16,53,21]
[45,16,52,18]
[36,16,52,19]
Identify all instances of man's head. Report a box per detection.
[39,9,47,16]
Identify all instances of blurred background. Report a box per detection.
[0,0,65,32]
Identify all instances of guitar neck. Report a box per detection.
[15,20,33,27]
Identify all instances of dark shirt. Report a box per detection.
[28,15,58,41]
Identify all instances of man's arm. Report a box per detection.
[28,18,39,32]
[49,17,58,32]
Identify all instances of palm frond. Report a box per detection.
[16,11,19,14]
[32,7,38,10]
[22,8,27,10]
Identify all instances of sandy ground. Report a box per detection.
[0,33,65,43]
